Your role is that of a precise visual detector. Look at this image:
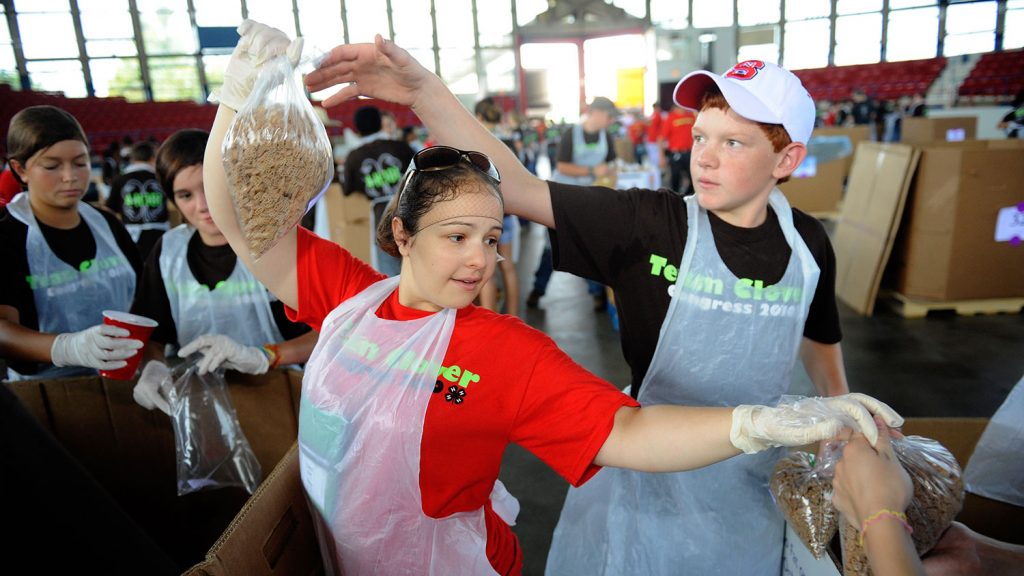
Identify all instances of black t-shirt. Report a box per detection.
[556,126,617,164]
[342,138,415,199]
[105,167,168,225]
[130,232,311,348]
[0,205,143,375]
[549,182,842,397]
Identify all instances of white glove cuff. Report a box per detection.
[50,333,72,367]
[731,405,770,454]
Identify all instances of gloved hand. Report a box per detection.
[50,323,144,370]
[178,334,269,375]
[730,393,904,454]
[133,360,172,415]
[213,19,304,111]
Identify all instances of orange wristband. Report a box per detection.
[859,508,912,547]
[261,343,281,370]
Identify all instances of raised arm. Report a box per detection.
[304,36,554,227]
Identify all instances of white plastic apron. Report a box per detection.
[547,189,820,576]
[551,124,607,186]
[158,224,283,347]
[964,374,1024,506]
[7,192,135,336]
[298,277,500,575]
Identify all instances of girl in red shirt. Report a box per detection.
[203,20,904,576]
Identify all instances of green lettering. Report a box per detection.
[457,370,480,388]
[734,278,754,299]
[441,365,461,383]
[664,263,678,282]
[650,254,668,276]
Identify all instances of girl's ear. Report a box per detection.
[9,158,27,183]
[392,217,412,257]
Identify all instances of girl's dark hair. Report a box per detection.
[376,162,502,258]
[6,106,89,186]
[155,129,209,201]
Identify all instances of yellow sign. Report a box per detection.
[616,68,645,110]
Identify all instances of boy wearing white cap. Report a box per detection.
[309,41,849,575]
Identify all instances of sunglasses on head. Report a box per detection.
[408,145,501,183]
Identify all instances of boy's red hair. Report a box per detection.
[698,87,796,183]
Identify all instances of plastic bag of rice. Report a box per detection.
[839,435,965,576]
[222,52,333,260]
[770,450,840,559]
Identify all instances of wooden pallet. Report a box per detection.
[882,291,1024,319]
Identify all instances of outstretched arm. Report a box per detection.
[304,36,554,227]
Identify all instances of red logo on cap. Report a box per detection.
[725,60,765,81]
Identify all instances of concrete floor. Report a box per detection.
[500,220,1024,576]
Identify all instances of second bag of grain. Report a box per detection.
[222,50,334,260]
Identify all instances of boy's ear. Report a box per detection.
[392,217,412,257]
[772,142,808,180]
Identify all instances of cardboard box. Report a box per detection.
[8,370,303,570]
[185,445,323,576]
[320,182,372,263]
[834,142,921,315]
[780,126,871,214]
[900,116,977,146]
[895,142,1024,300]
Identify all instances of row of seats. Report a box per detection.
[0,83,419,156]
[793,57,946,102]
[958,49,1024,97]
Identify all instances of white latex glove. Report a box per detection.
[213,19,304,111]
[730,393,904,454]
[133,360,172,416]
[178,334,269,375]
[50,324,143,370]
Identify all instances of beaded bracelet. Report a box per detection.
[261,343,281,370]
[859,508,913,547]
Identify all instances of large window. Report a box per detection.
[738,0,780,27]
[784,18,830,70]
[944,0,997,56]
[478,0,514,48]
[27,60,87,97]
[785,0,830,21]
[137,0,196,56]
[79,0,136,59]
[17,8,78,60]
[834,12,882,65]
[0,3,19,89]
[651,0,689,29]
[246,0,296,38]
[1006,0,1024,50]
[345,2,390,44]
[148,56,201,101]
[886,6,940,61]
[515,0,549,27]
[692,0,734,29]
[90,57,145,100]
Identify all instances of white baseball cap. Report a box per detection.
[673,60,815,145]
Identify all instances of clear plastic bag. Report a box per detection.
[167,358,262,496]
[222,51,334,260]
[769,449,840,559]
[964,375,1024,506]
[835,435,965,576]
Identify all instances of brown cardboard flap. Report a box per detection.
[834,142,920,315]
[186,444,324,576]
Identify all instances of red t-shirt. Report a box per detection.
[662,109,696,152]
[645,110,663,143]
[286,228,638,575]
[0,169,22,206]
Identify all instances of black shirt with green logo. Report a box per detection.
[0,206,142,376]
[342,139,414,199]
[549,181,841,396]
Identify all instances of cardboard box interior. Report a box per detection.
[891,141,1024,300]
[7,370,303,571]
[833,142,921,315]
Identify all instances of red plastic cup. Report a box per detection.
[100,310,158,380]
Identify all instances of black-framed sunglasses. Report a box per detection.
[408,145,501,183]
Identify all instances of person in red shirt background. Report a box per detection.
[662,103,697,195]
[0,166,23,206]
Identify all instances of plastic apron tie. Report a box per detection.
[298,276,500,575]
[159,224,283,348]
[6,192,135,336]
[547,189,820,576]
